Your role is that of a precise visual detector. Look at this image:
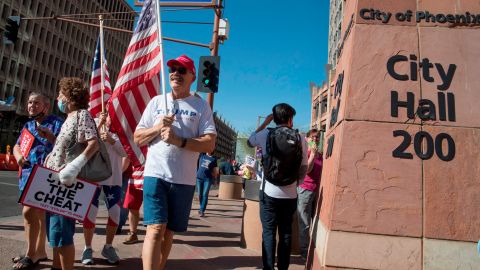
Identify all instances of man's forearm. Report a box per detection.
[182,134,216,153]
[134,126,160,147]
[255,121,270,133]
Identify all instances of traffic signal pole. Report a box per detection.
[206,0,222,109]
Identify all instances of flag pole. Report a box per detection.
[154,0,169,114]
[99,15,106,115]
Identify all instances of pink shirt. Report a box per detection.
[299,150,323,192]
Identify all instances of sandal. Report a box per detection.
[11,257,37,270]
[11,255,24,263]
[12,255,47,263]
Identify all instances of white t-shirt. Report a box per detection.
[136,93,217,186]
[99,132,127,186]
[248,128,308,199]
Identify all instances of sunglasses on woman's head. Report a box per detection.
[168,66,187,75]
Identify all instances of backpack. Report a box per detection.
[262,126,303,186]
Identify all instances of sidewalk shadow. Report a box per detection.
[166,255,262,270]
[187,223,211,229]
[209,208,244,213]
[202,213,243,218]
[74,226,146,236]
[179,231,240,238]
[173,238,241,248]
[205,202,244,207]
[0,224,24,231]
[65,257,143,269]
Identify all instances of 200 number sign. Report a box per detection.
[392,130,455,161]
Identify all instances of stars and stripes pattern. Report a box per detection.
[84,186,122,229]
[89,38,112,118]
[108,0,163,166]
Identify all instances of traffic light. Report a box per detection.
[197,56,220,93]
[3,16,20,45]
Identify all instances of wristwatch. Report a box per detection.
[180,137,187,148]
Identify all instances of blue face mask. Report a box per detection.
[57,100,67,113]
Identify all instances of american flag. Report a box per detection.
[108,0,163,166]
[89,38,112,118]
[128,166,144,190]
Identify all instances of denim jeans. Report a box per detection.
[260,192,297,270]
[196,178,212,213]
[297,187,316,257]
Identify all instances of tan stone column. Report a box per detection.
[308,1,480,269]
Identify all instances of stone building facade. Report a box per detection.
[328,0,344,67]
[308,0,480,269]
[310,81,328,148]
[213,112,237,161]
[0,0,134,150]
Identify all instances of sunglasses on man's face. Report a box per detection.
[168,66,187,75]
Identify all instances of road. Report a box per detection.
[0,171,22,217]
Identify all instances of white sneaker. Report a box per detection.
[81,248,94,265]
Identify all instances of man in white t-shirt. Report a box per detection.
[248,103,307,270]
[134,54,217,270]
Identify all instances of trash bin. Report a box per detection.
[240,179,300,254]
[218,175,243,200]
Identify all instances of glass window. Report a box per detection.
[17,63,24,78]
[37,2,43,15]
[1,5,10,20]
[0,81,4,100]
[28,44,34,58]
[48,55,53,68]
[35,48,41,62]
[39,72,44,86]
[29,0,36,11]
[42,52,47,65]
[21,42,28,55]
[1,57,8,73]
[24,67,30,80]
[14,86,20,104]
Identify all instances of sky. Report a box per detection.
[126,0,330,135]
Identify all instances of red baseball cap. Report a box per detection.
[166,55,196,76]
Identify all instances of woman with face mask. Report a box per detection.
[12,92,64,270]
[43,77,99,270]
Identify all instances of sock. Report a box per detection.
[105,244,112,248]
[84,246,92,250]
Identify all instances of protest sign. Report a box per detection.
[245,155,256,168]
[19,165,98,221]
[19,128,34,158]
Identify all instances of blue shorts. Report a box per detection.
[143,177,195,232]
[45,212,76,247]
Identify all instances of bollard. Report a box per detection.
[218,175,243,200]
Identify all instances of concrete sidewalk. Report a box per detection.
[0,190,305,270]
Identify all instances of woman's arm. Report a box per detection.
[82,138,99,159]
[13,144,29,168]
